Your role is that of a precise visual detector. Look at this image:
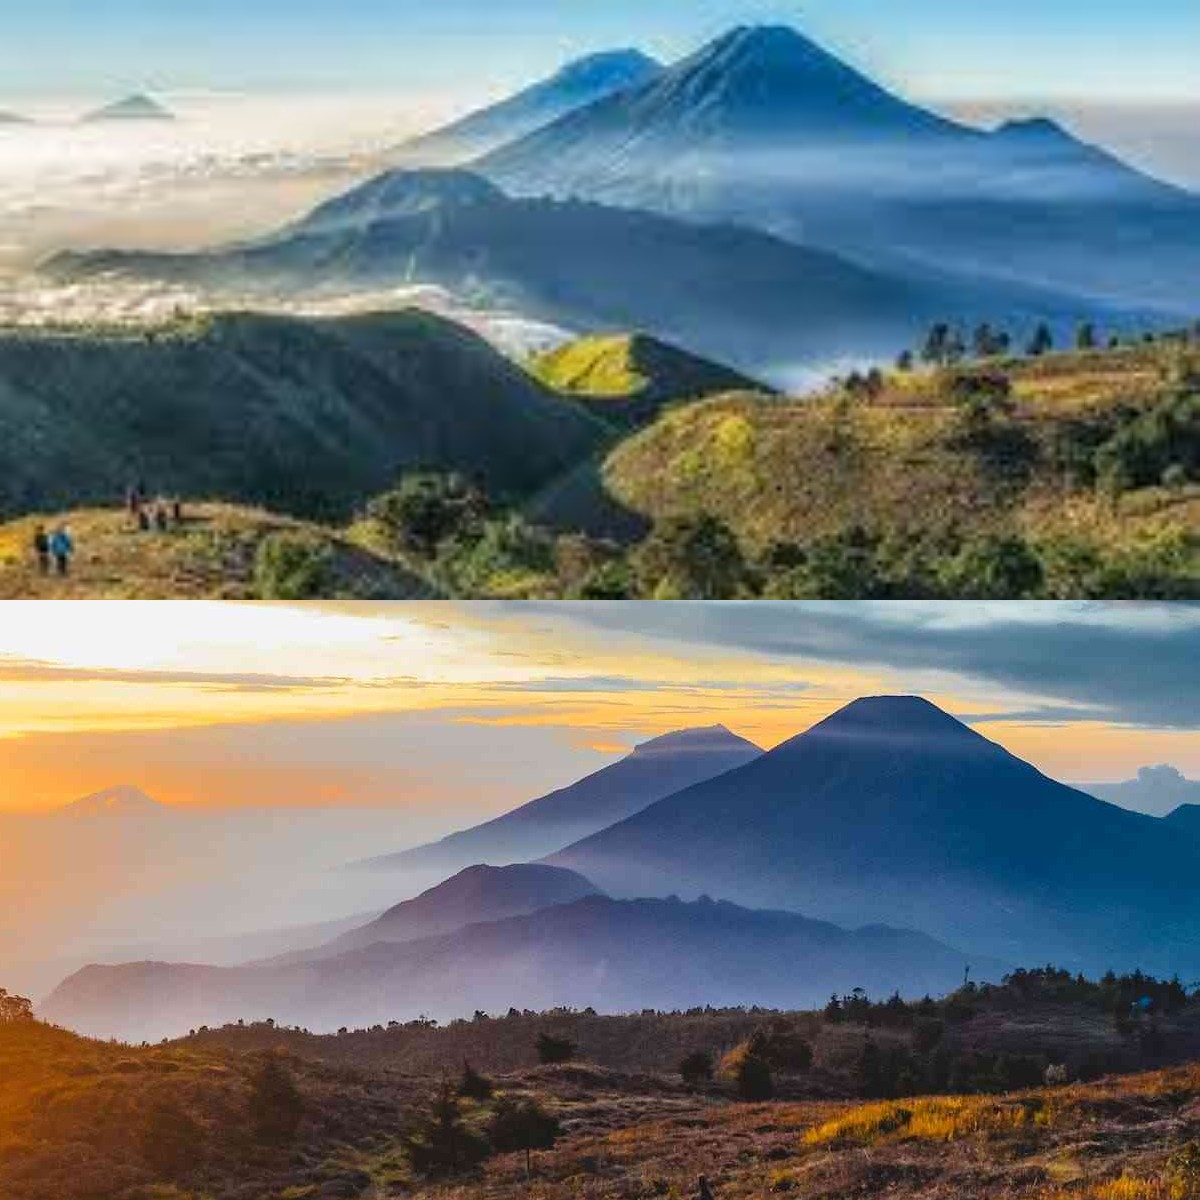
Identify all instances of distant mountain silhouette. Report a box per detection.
[48,169,1125,378]
[268,864,603,965]
[56,785,166,819]
[42,894,997,1041]
[548,696,1200,975]
[480,24,1200,313]
[0,111,32,125]
[355,726,762,876]
[82,94,175,123]
[1089,766,1200,818]
[394,50,663,165]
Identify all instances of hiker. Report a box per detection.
[697,1177,715,1200]
[48,526,74,576]
[125,484,142,518]
[32,526,50,575]
[171,498,183,525]
[154,503,170,533]
[137,508,151,533]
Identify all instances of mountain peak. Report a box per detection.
[299,168,503,232]
[630,725,757,759]
[817,695,975,735]
[83,94,175,123]
[549,48,663,92]
[58,784,165,818]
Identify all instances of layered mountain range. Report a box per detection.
[40,697,1200,1040]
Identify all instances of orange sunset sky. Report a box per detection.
[0,600,1196,819]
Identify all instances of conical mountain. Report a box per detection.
[356,725,762,876]
[481,25,1200,313]
[549,696,1200,974]
[394,48,663,166]
[57,784,166,819]
[82,94,175,123]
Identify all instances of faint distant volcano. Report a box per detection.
[57,784,166,818]
[82,94,176,124]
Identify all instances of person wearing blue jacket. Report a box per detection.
[48,526,74,576]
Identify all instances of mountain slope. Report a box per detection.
[82,94,175,123]
[548,696,1200,974]
[480,24,1200,313]
[356,725,763,876]
[0,504,435,599]
[0,309,602,521]
[41,894,994,1040]
[272,864,603,964]
[393,50,663,166]
[56,785,165,819]
[530,333,769,427]
[48,169,1113,379]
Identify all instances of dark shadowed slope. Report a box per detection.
[267,864,604,964]
[49,169,1130,379]
[549,697,1200,975]
[42,894,996,1041]
[46,169,968,377]
[355,726,762,877]
[0,308,601,520]
[393,49,664,166]
[480,25,1200,313]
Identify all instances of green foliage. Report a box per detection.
[364,472,488,559]
[536,1033,577,1065]
[633,514,748,599]
[253,531,332,599]
[1094,391,1200,495]
[736,1054,774,1101]
[443,515,558,597]
[748,1023,813,1073]
[939,534,1044,599]
[247,1058,305,1144]
[678,1050,715,1085]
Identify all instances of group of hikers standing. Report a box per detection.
[32,525,74,576]
[28,482,186,579]
[126,482,184,533]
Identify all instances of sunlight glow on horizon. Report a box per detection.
[0,602,1195,813]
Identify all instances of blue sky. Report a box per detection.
[4,0,1199,101]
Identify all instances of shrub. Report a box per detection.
[402,1080,489,1178]
[536,1033,577,1065]
[487,1095,561,1176]
[632,514,748,599]
[364,473,487,558]
[1170,1142,1200,1199]
[248,1058,305,1144]
[458,1060,494,1101]
[254,531,332,599]
[736,1054,774,1101]
[678,1050,715,1085]
[141,1101,204,1178]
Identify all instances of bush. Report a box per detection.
[254,531,332,599]
[248,1058,305,1144]
[633,514,748,599]
[748,1024,813,1072]
[536,1033,577,1065]
[736,1054,775,1101]
[678,1050,715,1085]
[365,472,487,558]
[487,1096,560,1176]
[458,1060,494,1101]
[141,1101,204,1178]
[402,1081,489,1178]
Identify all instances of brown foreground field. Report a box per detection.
[6,973,1200,1200]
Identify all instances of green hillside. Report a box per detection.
[530,333,769,428]
[0,505,436,599]
[0,308,603,522]
[540,340,1200,597]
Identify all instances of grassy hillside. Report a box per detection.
[8,968,1200,1200]
[0,308,602,522]
[0,505,436,599]
[530,333,768,428]
[580,341,1200,596]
